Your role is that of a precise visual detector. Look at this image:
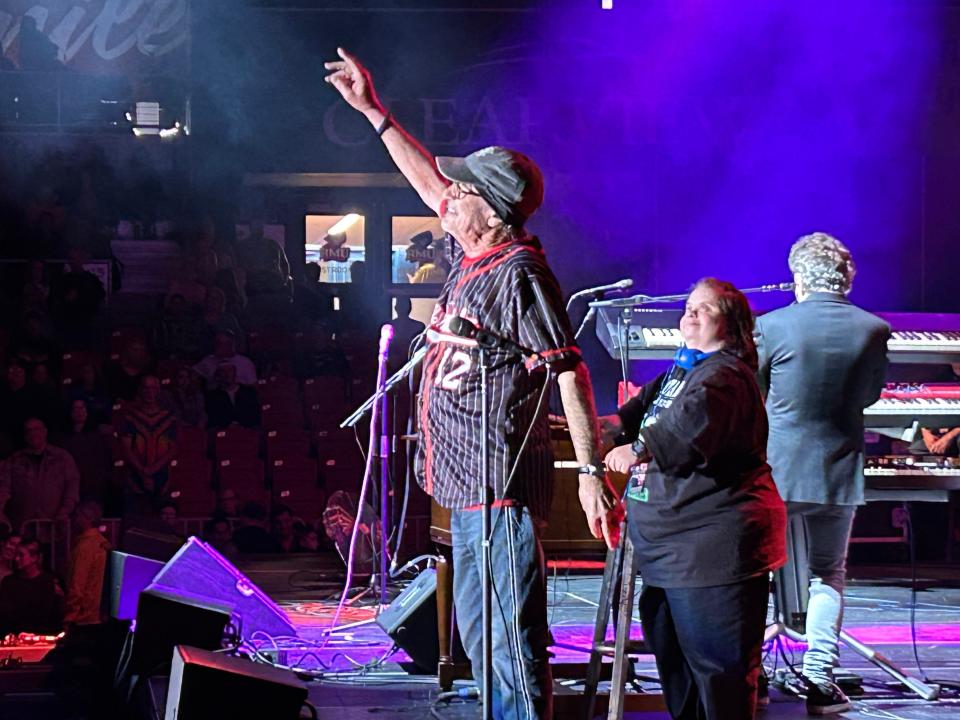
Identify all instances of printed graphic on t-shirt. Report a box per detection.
[640,365,688,429]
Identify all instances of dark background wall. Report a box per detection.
[3,0,960,409]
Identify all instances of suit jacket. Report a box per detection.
[754,292,890,505]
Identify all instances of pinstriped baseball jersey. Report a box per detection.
[415,234,580,521]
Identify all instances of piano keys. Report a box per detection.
[863,384,960,427]
[876,312,960,363]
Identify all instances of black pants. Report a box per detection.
[639,575,769,720]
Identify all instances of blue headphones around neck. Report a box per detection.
[673,346,716,371]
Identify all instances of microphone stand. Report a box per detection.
[479,345,493,720]
[340,340,427,606]
[340,346,427,429]
[588,282,793,310]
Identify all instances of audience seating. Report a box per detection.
[176,425,209,462]
[217,458,267,506]
[265,428,311,468]
[213,426,260,462]
[168,458,215,516]
[260,399,304,430]
[272,458,324,518]
[316,432,364,495]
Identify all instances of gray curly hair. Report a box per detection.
[788,232,856,294]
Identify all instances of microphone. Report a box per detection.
[448,317,538,359]
[378,323,394,358]
[570,278,633,300]
[759,282,795,292]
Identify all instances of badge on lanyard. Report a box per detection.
[625,463,649,503]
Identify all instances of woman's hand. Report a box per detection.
[604,444,639,475]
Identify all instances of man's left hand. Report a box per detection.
[578,474,623,549]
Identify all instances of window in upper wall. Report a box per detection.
[391,216,448,286]
[305,213,366,284]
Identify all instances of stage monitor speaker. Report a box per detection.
[375,567,438,673]
[120,526,185,562]
[775,513,811,632]
[165,645,307,720]
[107,551,166,620]
[149,536,297,641]
[128,586,232,679]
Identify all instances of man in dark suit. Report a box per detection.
[755,232,890,714]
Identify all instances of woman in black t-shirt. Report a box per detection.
[603,278,786,720]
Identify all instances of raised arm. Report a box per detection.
[324,48,448,213]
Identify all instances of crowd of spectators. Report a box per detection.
[0,183,393,636]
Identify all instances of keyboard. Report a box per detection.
[877,312,960,363]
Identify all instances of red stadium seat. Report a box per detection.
[265,428,312,468]
[213,426,260,462]
[302,376,348,407]
[272,458,324,519]
[260,398,304,430]
[60,350,102,383]
[316,435,365,495]
[217,458,267,506]
[167,458,215,516]
[176,426,208,462]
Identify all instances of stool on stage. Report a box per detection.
[583,521,655,720]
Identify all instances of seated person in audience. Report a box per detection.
[28,362,61,430]
[232,501,282,554]
[295,524,320,553]
[292,321,349,380]
[0,418,80,535]
[119,376,178,518]
[0,539,64,635]
[200,287,244,356]
[63,501,110,626]
[0,362,36,446]
[59,399,112,506]
[193,330,257,390]
[104,339,154,402]
[204,514,238,558]
[153,293,205,361]
[21,259,51,317]
[162,367,207,428]
[214,488,240,519]
[66,363,112,428]
[166,260,208,311]
[159,500,181,535]
[271,504,297,553]
[0,531,19,584]
[206,363,261,429]
[10,311,58,372]
[50,247,106,338]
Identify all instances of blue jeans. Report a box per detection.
[787,502,857,686]
[451,506,552,720]
[639,576,770,720]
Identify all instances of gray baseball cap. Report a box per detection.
[436,146,544,227]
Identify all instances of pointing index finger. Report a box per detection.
[337,47,360,74]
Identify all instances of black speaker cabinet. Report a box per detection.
[375,567,438,672]
[128,587,232,679]
[165,645,307,720]
[107,551,166,620]
[150,536,297,641]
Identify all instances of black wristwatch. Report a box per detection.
[630,437,647,458]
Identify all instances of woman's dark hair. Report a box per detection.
[691,277,758,371]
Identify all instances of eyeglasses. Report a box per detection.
[450,182,481,198]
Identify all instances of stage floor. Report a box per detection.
[266,570,960,719]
